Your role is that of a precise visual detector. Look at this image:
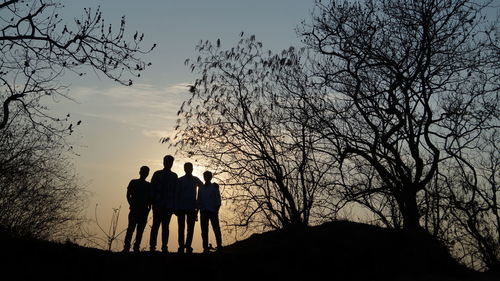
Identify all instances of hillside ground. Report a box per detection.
[1,221,498,281]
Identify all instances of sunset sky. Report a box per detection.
[53,0,315,252]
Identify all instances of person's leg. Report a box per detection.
[185,210,197,253]
[123,210,137,252]
[149,206,161,251]
[177,211,186,252]
[200,211,209,252]
[210,211,222,249]
[133,208,149,252]
[161,210,172,252]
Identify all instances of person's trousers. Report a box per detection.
[176,210,197,252]
[200,210,222,251]
[124,207,150,251]
[149,206,173,251]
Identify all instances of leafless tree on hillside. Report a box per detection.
[0,0,154,239]
[440,129,500,271]
[300,0,499,232]
[0,111,86,239]
[171,36,340,235]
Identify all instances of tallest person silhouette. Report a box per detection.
[149,155,178,252]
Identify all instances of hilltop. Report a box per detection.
[1,221,497,281]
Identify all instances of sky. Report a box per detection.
[53,0,316,252]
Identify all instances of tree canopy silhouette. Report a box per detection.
[0,0,154,239]
[298,0,498,231]
[1,0,155,132]
[170,0,499,271]
[172,35,340,232]
[293,0,499,270]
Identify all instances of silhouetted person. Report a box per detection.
[123,166,151,252]
[198,170,222,253]
[176,162,203,253]
[149,155,178,252]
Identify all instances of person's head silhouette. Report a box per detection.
[203,171,212,183]
[184,162,193,176]
[163,155,174,170]
[139,166,149,180]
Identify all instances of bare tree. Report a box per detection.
[300,0,499,231]
[339,163,404,228]
[1,0,154,132]
[92,204,125,251]
[0,0,154,239]
[0,110,86,239]
[171,36,339,234]
[440,129,500,272]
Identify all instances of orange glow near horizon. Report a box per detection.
[79,145,234,252]
[50,0,317,252]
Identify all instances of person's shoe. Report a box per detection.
[122,248,130,253]
[133,248,140,253]
[186,247,193,254]
[150,246,157,252]
[203,248,210,254]
[161,246,168,253]
[177,247,184,254]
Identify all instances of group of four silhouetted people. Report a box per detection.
[123,155,222,254]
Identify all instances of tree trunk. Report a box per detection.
[398,189,422,231]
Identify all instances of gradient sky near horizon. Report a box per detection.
[53,0,315,252]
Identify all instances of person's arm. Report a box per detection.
[172,174,178,211]
[196,185,201,209]
[197,177,204,188]
[175,178,182,214]
[149,172,159,204]
[126,180,133,206]
[146,182,152,210]
[214,183,221,212]
[150,171,159,185]
[195,177,203,209]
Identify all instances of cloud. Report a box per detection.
[58,82,191,131]
[141,129,174,139]
[163,83,192,95]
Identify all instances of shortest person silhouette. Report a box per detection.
[198,170,222,253]
[123,166,151,252]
